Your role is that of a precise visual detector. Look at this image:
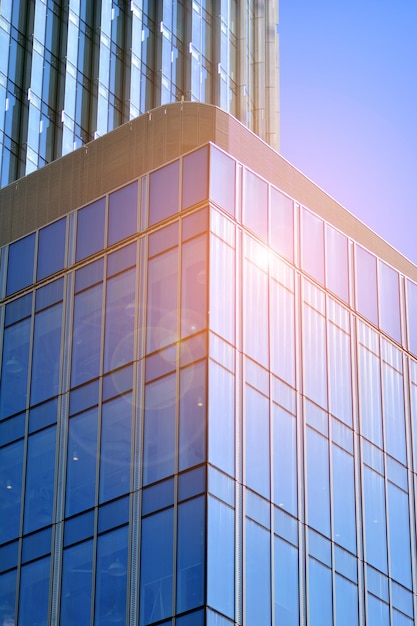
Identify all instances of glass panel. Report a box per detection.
[23,426,56,533]
[306,427,330,537]
[243,170,268,241]
[140,508,173,625]
[149,160,180,226]
[0,313,31,420]
[94,526,128,626]
[269,187,294,262]
[273,405,297,516]
[406,280,417,356]
[6,233,35,295]
[378,261,401,342]
[325,225,349,302]
[245,519,271,626]
[245,385,270,499]
[146,247,178,353]
[103,267,136,372]
[358,322,382,448]
[209,234,235,344]
[207,497,234,619]
[303,282,327,409]
[18,557,50,626]
[328,299,352,425]
[177,497,205,613]
[30,301,62,405]
[66,408,98,516]
[143,374,176,485]
[108,181,138,245]
[274,537,299,626]
[99,394,132,503]
[60,540,93,625]
[270,268,295,386]
[332,444,356,553]
[181,235,207,337]
[335,575,359,626]
[244,257,268,368]
[37,218,66,281]
[0,569,16,625]
[71,282,103,387]
[388,483,412,588]
[308,558,332,626]
[355,245,378,325]
[301,209,324,284]
[363,466,387,573]
[208,361,234,477]
[209,145,235,216]
[367,594,389,626]
[0,439,23,543]
[76,198,106,262]
[182,146,209,209]
[179,361,206,471]
[382,342,406,463]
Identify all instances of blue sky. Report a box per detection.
[280,0,417,265]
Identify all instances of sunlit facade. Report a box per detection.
[2,103,417,625]
[0,0,279,187]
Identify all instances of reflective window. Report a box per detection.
[378,261,401,343]
[358,322,382,448]
[301,209,324,284]
[269,187,294,262]
[149,160,180,226]
[363,466,387,573]
[208,361,235,477]
[245,385,270,499]
[6,233,35,295]
[182,146,209,210]
[335,575,359,626]
[332,444,356,553]
[76,198,106,262]
[0,569,16,625]
[303,281,327,409]
[270,259,295,387]
[177,497,205,613]
[179,361,206,471]
[355,245,378,325]
[367,594,389,626]
[243,170,268,241]
[23,426,56,533]
[0,439,23,543]
[99,394,132,503]
[146,247,178,353]
[328,298,352,425]
[104,267,136,372]
[94,526,128,626]
[207,496,234,619]
[37,218,66,281]
[143,374,176,485]
[244,253,268,368]
[66,408,98,516]
[273,405,297,516]
[308,558,332,626]
[210,146,235,216]
[209,234,235,345]
[274,537,299,626]
[181,235,207,337]
[140,508,174,625]
[325,224,349,303]
[18,557,50,626]
[382,340,406,463]
[406,280,417,356]
[108,181,138,245]
[306,426,330,536]
[246,518,271,626]
[388,482,412,588]
[60,540,93,625]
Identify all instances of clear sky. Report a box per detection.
[279,0,417,266]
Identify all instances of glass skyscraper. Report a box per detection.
[1,102,417,626]
[0,0,279,187]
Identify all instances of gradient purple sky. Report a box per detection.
[280,0,417,266]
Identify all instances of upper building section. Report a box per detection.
[0,0,279,187]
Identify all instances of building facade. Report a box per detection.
[0,0,279,187]
[1,103,417,625]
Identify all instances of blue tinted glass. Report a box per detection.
[98,497,130,534]
[99,394,132,503]
[140,509,174,625]
[178,466,206,501]
[149,160,180,226]
[64,510,95,546]
[326,225,349,303]
[246,518,271,625]
[37,218,66,280]
[177,609,205,625]
[181,235,207,338]
[95,526,128,625]
[30,301,62,405]
[179,361,206,471]
[23,426,56,533]
[143,374,176,485]
[0,412,25,446]
[71,283,103,387]
[306,427,330,536]
[308,559,333,626]
[102,365,133,401]
[208,361,235,477]
[245,385,270,498]
[0,317,31,420]
[60,540,93,625]
[69,379,99,416]
[104,268,135,372]
[177,497,205,613]
[274,537,299,626]
[108,181,138,245]
[19,557,50,626]
[388,483,412,588]
[363,467,388,573]
[76,198,105,262]
[35,277,63,311]
[0,439,24,543]
[207,497,234,619]
[146,247,178,353]
[66,409,98,516]
[22,527,52,563]
[29,399,58,433]
[332,445,356,553]
[4,292,32,327]
[367,594,389,626]
[107,242,136,276]
[6,233,35,295]
[142,478,174,516]
[75,258,104,292]
[0,569,17,624]
[273,405,297,516]
[182,146,209,210]
[378,261,401,342]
